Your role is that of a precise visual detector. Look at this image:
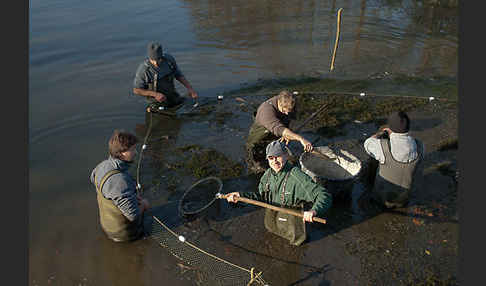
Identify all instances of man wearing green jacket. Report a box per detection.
[225,140,332,245]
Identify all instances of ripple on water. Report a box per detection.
[29,111,145,145]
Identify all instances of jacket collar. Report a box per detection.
[109,156,130,172]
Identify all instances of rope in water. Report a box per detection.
[136,110,153,195]
[221,89,456,102]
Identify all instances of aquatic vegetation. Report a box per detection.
[222,75,456,139]
[172,144,244,179]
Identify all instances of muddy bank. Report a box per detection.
[142,75,458,285]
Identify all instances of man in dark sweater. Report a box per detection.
[246,90,313,174]
[90,130,150,242]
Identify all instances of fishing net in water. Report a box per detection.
[151,215,268,286]
[178,176,223,216]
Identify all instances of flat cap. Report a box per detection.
[266,140,286,157]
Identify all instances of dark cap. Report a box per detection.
[387,111,410,133]
[147,41,163,60]
[266,140,286,157]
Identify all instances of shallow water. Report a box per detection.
[29,0,457,285]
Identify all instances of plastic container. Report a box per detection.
[299,146,361,198]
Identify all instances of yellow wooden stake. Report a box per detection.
[330,8,343,72]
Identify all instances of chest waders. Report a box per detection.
[245,99,292,174]
[245,123,278,173]
[95,170,143,242]
[262,171,307,246]
[147,58,185,110]
[372,139,424,208]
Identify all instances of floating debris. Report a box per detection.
[235,97,247,103]
[412,218,424,226]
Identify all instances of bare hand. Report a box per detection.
[137,194,150,212]
[226,192,240,203]
[187,89,198,99]
[154,92,166,102]
[138,198,150,212]
[302,210,316,222]
[279,136,291,145]
[301,138,313,152]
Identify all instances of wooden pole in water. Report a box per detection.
[330,8,343,72]
[218,194,327,224]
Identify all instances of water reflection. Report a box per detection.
[182,0,457,78]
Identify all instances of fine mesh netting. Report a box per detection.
[178,176,223,216]
[151,216,268,286]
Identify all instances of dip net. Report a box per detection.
[151,215,268,286]
[178,176,223,216]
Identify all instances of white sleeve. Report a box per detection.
[363,137,385,164]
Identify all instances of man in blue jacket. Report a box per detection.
[90,129,150,242]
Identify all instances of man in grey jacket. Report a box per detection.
[133,41,198,112]
[363,111,424,208]
[90,130,150,242]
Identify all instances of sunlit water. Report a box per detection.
[29,0,457,285]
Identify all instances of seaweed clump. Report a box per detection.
[294,93,428,138]
[171,144,244,179]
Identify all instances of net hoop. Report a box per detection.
[178,176,223,216]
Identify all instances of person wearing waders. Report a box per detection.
[246,90,313,174]
[225,140,332,246]
[90,130,150,242]
[363,111,425,208]
[133,41,198,113]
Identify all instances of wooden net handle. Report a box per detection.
[219,194,327,224]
